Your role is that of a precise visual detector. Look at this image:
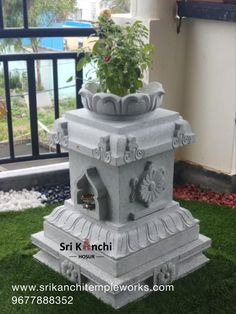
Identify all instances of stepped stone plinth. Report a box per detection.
[32,84,211,309]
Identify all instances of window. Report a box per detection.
[99,0,131,14]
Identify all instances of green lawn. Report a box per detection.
[0,200,235,314]
[0,97,76,142]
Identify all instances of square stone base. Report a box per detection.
[32,230,210,309]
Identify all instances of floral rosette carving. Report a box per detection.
[154,262,176,285]
[61,260,80,283]
[138,162,166,207]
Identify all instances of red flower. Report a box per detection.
[173,184,236,208]
[103,55,111,63]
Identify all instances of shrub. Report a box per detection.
[77,17,154,97]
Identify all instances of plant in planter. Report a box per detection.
[38,11,210,311]
[78,11,165,116]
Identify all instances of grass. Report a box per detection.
[0,200,235,314]
[0,97,76,142]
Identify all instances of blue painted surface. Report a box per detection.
[5,20,94,99]
[22,20,92,51]
[63,20,92,28]
[22,37,64,51]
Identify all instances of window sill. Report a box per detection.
[177,1,236,22]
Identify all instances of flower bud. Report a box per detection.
[99,8,112,18]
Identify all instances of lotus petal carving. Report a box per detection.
[79,82,165,116]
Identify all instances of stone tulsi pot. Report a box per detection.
[79,81,165,117]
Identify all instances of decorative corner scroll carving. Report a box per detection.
[61,259,81,284]
[49,118,69,147]
[153,262,176,286]
[130,161,166,208]
[92,136,111,163]
[172,117,194,149]
[124,136,145,163]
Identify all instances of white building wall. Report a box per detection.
[128,0,236,176]
[182,19,236,175]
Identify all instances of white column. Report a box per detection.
[131,0,176,20]
[131,0,158,19]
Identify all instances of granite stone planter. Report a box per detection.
[33,82,211,309]
[79,82,165,116]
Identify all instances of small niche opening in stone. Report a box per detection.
[77,175,96,211]
[75,167,108,220]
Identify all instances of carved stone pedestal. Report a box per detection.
[32,93,211,309]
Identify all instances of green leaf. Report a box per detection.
[77,17,154,96]
[66,76,73,83]
[92,39,107,54]
[77,57,88,72]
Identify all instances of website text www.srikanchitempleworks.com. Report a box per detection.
[11,283,174,305]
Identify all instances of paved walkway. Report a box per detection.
[0,142,68,171]
[0,142,49,159]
